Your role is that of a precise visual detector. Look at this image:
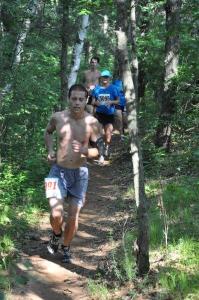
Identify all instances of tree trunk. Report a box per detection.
[67,14,89,89]
[136,0,150,103]
[115,0,150,276]
[102,15,108,35]
[60,0,69,108]
[0,1,5,37]
[0,0,40,102]
[12,0,40,69]
[83,39,90,65]
[130,0,138,102]
[155,0,181,150]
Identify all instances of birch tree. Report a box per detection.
[115,0,150,276]
[67,14,89,89]
[60,0,69,107]
[155,0,182,150]
[0,0,40,102]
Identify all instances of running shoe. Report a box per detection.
[120,134,125,141]
[104,145,110,157]
[47,231,62,255]
[61,245,72,263]
[98,155,105,165]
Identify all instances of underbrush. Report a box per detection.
[0,161,48,294]
[88,138,199,300]
[148,178,199,299]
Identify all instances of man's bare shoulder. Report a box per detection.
[84,69,90,76]
[52,109,69,120]
[85,113,99,125]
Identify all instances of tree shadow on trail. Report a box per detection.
[5,133,130,299]
[18,213,119,279]
[8,263,73,300]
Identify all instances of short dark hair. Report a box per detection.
[90,56,100,63]
[68,84,88,99]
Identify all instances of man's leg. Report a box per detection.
[104,123,113,157]
[104,123,113,144]
[49,197,64,234]
[114,109,123,137]
[47,197,64,254]
[61,202,81,262]
[63,203,81,246]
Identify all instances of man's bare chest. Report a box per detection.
[86,71,99,82]
[57,120,90,142]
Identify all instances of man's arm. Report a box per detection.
[72,140,98,159]
[72,118,104,159]
[88,118,104,158]
[44,114,57,162]
[110,96,119,105]
[110,86,120,105]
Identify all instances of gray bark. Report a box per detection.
[130,0,138,101]
[155,0,181,150]
[136,0,150,102]
[0,2,4,37]
[115,0,150,276]
[67,15,89,89]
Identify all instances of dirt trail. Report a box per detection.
[8,135,123,300]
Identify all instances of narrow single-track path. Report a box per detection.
[8,135,126,300]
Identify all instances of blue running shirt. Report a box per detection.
[92,84,119,115]
[112,79,126,107]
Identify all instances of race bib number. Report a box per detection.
[98,94,110,106]
[45,178,59,198]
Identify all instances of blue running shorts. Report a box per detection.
[45,164,88,208]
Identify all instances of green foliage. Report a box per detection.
[103,231,137,284]
[158,239,199,299]
[112,172,199,298]
[150,178,199,247]
[0,0,198,298]
[0,163,46,276]
[87,279,110,300]
[147,178,199,299]
[0,272,11,291]
[0,235,15,263]
[121,232,137,281]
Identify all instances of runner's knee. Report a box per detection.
[51,208,63,218]
[66,215,79,232]
[49,198,63,218]
[105,124,113,134]
[67,204,80,222]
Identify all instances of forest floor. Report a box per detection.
[6,133,134,300]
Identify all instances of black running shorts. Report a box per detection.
[95,112,115,126]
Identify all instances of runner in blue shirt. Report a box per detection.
[92,70,119,164]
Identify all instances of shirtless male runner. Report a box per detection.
[44,84,104,263]
[83,56,101,114]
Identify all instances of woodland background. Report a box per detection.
[0,0,198,299]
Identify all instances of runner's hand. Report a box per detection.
[72,140,88,156]
[100,100,110,107]
[105,100,110,107]
[94,100,100,107]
